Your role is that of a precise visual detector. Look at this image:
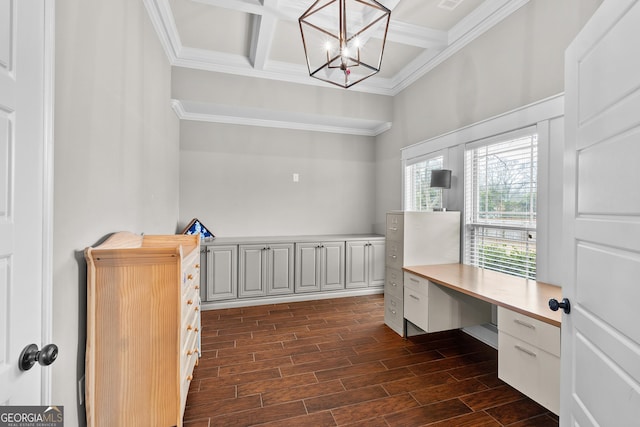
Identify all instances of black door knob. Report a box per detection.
[19,343,59,371]
[549,298,571,314]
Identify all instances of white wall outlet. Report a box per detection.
[293,173,299,182]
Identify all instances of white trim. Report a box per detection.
[401,93,564,162]
[144,0,528,96]
[41,0,55,405]
[200,288,383,310]
[171,99,392,137]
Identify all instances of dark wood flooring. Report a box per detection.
[184,294,559,427]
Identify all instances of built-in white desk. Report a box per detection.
[403,263,562,414]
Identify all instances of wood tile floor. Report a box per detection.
[184,294,559,427]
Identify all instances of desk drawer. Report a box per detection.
[404,273,429,331]
[498,307,560,357]
[498,331,560,414]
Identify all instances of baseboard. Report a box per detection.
[200,287,384,310]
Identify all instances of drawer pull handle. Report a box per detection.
[389,255,397,259]
[392,283,397,287]
[409,294,420,301]
[514,319,536,329]
[514,345,537,357]
[389,309,396,315]
[388,227,398,231]
[409,277,419,283]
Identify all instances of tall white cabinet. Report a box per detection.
[384,211,461,336]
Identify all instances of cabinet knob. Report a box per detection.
[549,298,571,314]
[187,375,193,381]
[187,349,194,355]
[195,264,200,269]
[187,299,193,305]
[188,274,193,280]
[195,306,199,311]
[187,324,193,330]
[195,327,199,332]
[195,285,200,290]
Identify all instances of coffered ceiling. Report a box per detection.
[146,0,527,95]
[144,0,528,135]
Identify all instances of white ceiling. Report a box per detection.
[144,0,529,134]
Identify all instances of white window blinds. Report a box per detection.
[405,155,444,211]
[464,131,538,279]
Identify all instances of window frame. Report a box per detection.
[463,126,538,280]
[403,151,446,211]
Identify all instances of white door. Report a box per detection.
[562,0,640,424]
[0,0,53,404]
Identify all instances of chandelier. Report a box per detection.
[299,0,391,89]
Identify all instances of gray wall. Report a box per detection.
[173,69,392,236]
[374,0,603,233]
[52,1,179,425]
[179,121,376,236]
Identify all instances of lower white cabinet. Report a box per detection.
[497,307,560,414]
[295,242,345,293]
[403,272,492,333]
[200,235,384,304]
[346,239,385,288]
[202,245,237,301]
[238,243,294,298]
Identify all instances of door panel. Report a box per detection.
[0,0,47,404]
[563,0,640,424]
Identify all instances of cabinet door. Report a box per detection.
[346,241,368,288]
[205,245,237,301]
[239,244,267,298]
[295,243,321,293]
[321,242,345,290]
[267,243,294,295]
[368,240,386,287]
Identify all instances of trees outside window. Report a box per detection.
[465,134,538,280]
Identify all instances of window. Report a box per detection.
[464,131,538,279]
[405,155,444,211]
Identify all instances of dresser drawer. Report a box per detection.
[498,331,560,414]
[384,268,403,299]
[386,214,404,242]
[498,307,560,357]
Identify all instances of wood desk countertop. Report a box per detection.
[403,264,563,328]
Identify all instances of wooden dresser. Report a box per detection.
[84,232,201,427]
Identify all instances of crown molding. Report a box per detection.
[146,0,528,97]
[172,100,392,136]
